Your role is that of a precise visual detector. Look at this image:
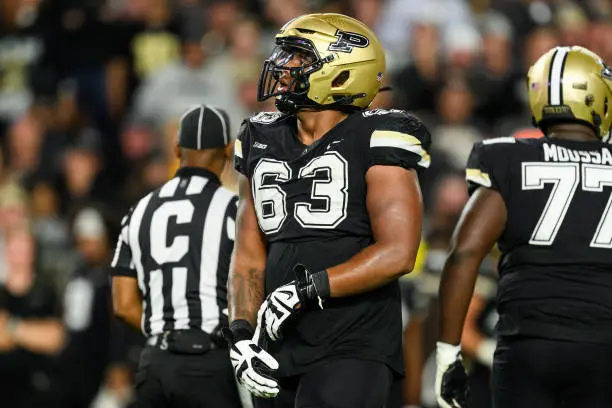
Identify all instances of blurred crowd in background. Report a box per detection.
[1,0,611,407]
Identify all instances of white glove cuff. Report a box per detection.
[475,338,496,368]
[436,341,461,368]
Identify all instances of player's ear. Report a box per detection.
[174,144,181,161]
[224,142,233,160]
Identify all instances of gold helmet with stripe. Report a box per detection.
[257,13,386,114]
[527,46,612,140]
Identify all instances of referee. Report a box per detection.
[110,105,242,408]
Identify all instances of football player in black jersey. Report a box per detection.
[436,46,612,408]
[221,13,431,408]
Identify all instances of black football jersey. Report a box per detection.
[467,136,612,344]
[234,109,431,377]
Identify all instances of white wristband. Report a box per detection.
[475,338,496,368]
[436,341,461,368]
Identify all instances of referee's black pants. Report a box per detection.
[135,335,242,408]
[492,336,612,408]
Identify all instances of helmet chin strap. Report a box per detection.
[275,93,367,114]
[275,95,301,114]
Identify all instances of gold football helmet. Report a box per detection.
[527,46,612,139]
[258,13,386,114]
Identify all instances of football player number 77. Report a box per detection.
[522,162,612,248]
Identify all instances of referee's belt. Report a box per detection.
[147,329,227,354]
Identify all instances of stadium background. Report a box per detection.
[0,0,610,407]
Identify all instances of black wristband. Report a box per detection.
[311,270,331,299]
[229,319,255,342]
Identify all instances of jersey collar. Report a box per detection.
[174,166,220,184]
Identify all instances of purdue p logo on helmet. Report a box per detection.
[258,13,386,114]
[527,46,612,140]
[328,30,369,53]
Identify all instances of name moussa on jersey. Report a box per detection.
[233,108,431,377]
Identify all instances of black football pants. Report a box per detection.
[253,358,400,408]
[135,345,242,408]
[492,336,612,408]
[468,362,493,408]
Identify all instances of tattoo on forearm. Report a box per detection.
[230,268,265,325]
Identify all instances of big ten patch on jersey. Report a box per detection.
[467,136,612,258]
[234,110,431,242]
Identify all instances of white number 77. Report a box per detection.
[522,162,612,248]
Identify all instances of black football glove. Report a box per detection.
[222,320,279,398]
[435,342,471,408]
[259,264,330,341]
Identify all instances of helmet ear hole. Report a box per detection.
[332,71,350,88]
[605,96,609,116]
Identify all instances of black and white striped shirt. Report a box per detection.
[111,167,237,337]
